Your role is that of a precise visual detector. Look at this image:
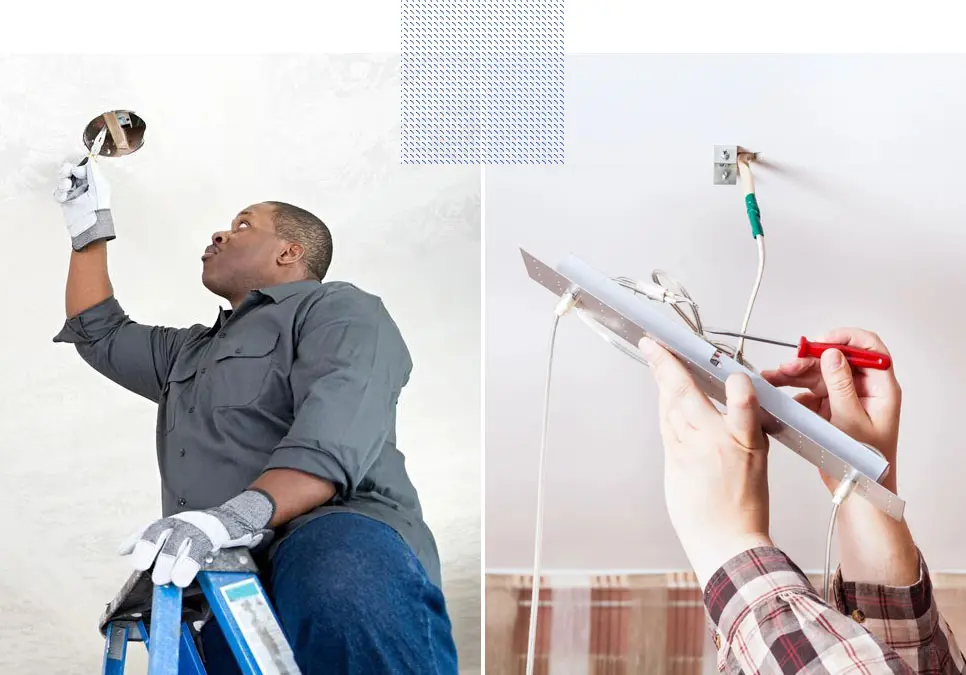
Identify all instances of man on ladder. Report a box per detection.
[53,157,459,674]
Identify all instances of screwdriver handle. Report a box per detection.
[797,338,892,370]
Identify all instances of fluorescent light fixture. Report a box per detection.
[521,248,905,521]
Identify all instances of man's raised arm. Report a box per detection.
[52,159,201,403]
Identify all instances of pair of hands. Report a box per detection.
[639,328,902,587]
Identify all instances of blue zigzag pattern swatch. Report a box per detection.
[401,1,564,164]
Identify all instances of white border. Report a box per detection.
[7,0,961,54]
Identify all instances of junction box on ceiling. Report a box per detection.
[82,110,147,157]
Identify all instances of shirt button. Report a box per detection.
[178,498,187,507]
[188,406,195,413]
[179,448,186,457]
[234,347,242,354]
[219,332,226,339]
[200,368,206,374]
[851,609,866,623]
[713,632,721,649]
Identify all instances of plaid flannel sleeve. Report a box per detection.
[704,547,918,674]
[830,551,964,674]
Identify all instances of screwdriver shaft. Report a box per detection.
[705,329,796,349]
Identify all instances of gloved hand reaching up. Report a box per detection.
[119,490,276,588]
[53,159,116,251]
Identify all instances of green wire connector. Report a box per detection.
[745,193,763,238]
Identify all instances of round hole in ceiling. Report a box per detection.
[82,110,147,158]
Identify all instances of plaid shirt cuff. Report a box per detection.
[704,546,818,646]
[831,551,937,648]
[703,547,920,675]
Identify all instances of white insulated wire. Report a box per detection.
[734,235,766,365]
[523,315,556,675]
[525,292,577,675]
[823,502,841,603]
[524,315,559,675]
[824,468,860,602]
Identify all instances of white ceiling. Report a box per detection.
[486,54,966,574]
[0,55,480,673]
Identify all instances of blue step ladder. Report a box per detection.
[99,549,301,674]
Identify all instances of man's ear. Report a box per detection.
[277,242,305,267]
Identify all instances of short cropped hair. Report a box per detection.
[266,201,333,280]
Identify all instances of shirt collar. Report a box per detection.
[254,279,322,304]
[207,280,321,335]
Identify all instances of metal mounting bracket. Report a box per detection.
[713,145,738,185]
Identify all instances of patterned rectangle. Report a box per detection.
[218,578,301,674]
[485,572,966,673]
[401,0,564,164]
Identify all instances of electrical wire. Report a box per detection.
[525,291,578,675]
[825,468,860,602]
[616,270,757,372]
[651,269,704,336]
[733,153,765,365]
[824,502,841,603]
[524,313,558,675]
[734,235,766,365]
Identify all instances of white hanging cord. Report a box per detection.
[825,469,861,602]
[735,155,765,365]
[525,289,578,675]
[735,235,766,365]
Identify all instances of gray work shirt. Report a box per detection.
[54,280,441,588]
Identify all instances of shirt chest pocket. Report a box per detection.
[209,328,281,408]
[162,327,281,433]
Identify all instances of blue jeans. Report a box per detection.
[200,513,458,674]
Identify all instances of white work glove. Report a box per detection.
[53,159,116,251]
[119,490,276,588]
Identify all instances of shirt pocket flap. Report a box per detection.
[214,326,280,362]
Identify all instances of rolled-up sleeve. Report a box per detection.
[264,288,411,497]
[705,547,917,675]
[53,296,199,403]
[831,553,965,674]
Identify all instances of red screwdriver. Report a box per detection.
[706,329,892,370]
